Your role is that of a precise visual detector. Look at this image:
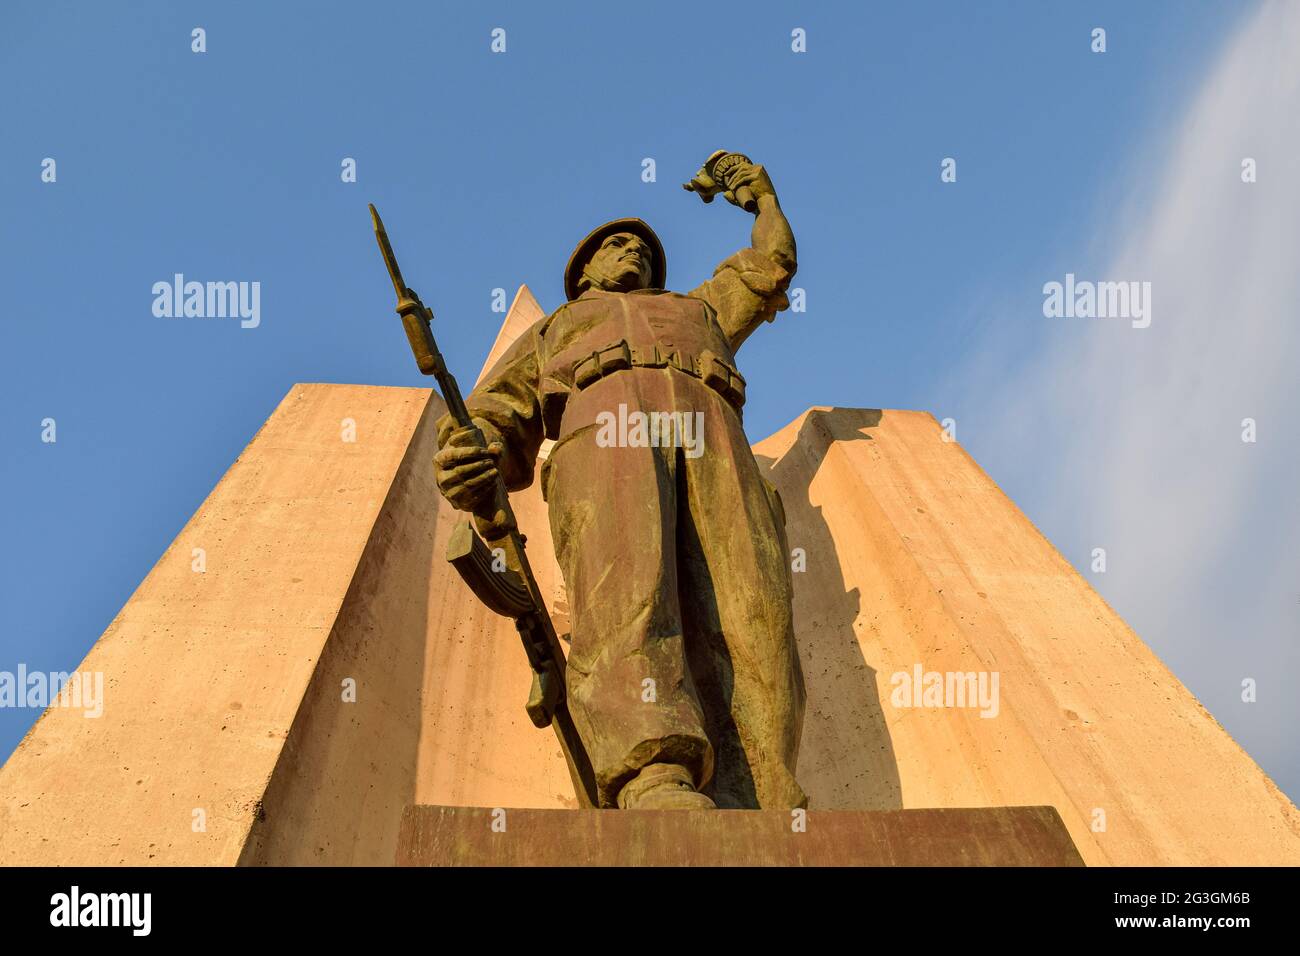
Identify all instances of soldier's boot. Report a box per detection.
[616,762,717,810]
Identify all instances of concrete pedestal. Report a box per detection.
[395,805,1086,867]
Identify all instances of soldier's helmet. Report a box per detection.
[564,217,666,301]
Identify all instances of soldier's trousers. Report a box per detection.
[543,368,807,809]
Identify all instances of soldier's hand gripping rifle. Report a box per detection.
[368,204,598,809]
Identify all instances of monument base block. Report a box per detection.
[395,805,1085,866]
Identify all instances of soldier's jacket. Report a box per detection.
[464,247,794,489]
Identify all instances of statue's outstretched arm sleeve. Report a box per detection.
[439,319,545,492]
[688,193,797,352]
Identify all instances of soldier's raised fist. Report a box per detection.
[723,162,776,208]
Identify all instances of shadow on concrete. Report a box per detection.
[754,407,903,810]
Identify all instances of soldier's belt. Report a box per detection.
[571,340,746,410]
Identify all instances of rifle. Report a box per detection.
[368,203,598,809]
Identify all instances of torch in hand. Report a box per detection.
[682,149,759,212]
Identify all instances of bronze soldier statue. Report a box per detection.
[433,155,806,810]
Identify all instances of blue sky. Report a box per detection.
[4,1,1295,800]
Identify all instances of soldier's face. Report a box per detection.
[586,232,654,291]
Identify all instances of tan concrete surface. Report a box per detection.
[0,383,440,865]
[476,285,544,387]
[754,407,1300,865]
[2,290,1296,865]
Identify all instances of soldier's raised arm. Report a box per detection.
[688,159,798,352]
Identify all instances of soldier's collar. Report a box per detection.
[577,287,667,300]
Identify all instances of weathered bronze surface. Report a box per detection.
[431,154,805,810]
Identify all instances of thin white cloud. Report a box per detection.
[954,1,1300,796]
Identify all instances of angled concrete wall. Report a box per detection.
[754,407,1300,865]
[0,384,440,864]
